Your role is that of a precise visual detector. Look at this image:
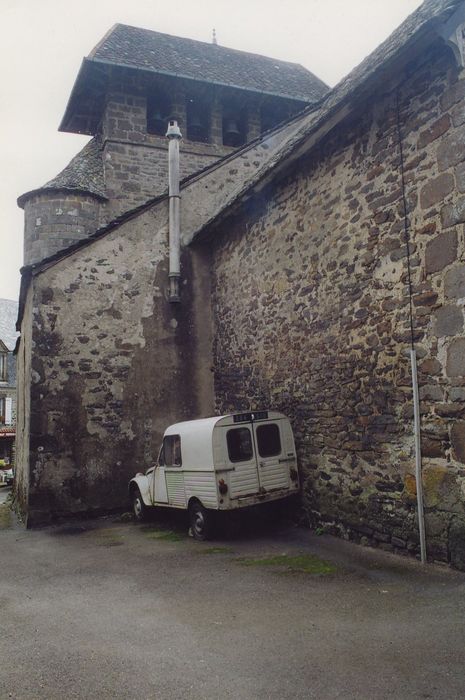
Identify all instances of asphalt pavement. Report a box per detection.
[1,505,465,699]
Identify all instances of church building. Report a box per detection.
[15,0,465,570]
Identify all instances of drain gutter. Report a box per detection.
[166,120,182,303]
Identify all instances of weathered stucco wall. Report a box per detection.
[22,203,213,525]
[210,44,465,567]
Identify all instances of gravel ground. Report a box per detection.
[1,506,465,699]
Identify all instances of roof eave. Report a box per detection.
[89,56,321,101]
[17,185,108,210]
[59,57,91,133]
[59,55,322,135]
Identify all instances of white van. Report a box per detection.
[129,411,299,539]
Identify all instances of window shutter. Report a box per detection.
[5,397,12,425]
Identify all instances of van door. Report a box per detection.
[162,434,186,507]
[151,439,170,504]
[154,466,168,503]
[253,420,290,492]
[223,423,260,498]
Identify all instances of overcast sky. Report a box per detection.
[1,0,423,302]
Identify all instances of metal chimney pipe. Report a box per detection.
[166,120,182,303]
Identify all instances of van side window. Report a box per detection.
[227,427,253,463]
[161,435,182,467]
[256,424,281,458]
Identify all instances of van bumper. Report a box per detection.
[219,485,299,510]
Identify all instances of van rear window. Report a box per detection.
[256,424,281,458]
[227,428,253,463]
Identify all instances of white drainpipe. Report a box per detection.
[166,120,182,302]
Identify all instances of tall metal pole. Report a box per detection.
[396,91,427,565]
[410,348,427,564]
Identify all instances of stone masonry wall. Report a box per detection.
[102,133,222,221]
[210,43,465,568]
[20,203,213,525]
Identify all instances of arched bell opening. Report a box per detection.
[147,89,172,136]
[186,95,210,143]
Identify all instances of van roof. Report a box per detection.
[165,411,287,436]
[164,412,288,470]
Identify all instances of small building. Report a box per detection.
[0,299,18,466]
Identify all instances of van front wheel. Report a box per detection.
[189,501,212,541]
[132,488,147,522]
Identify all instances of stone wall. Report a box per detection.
[210,43,465,568]
[19,204,213,525]
[102,133,223,221]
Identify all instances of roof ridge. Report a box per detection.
[88,23,120,58]
[107,23,316,71]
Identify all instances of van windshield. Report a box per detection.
[160,435,182,467]
[227,427,253,463]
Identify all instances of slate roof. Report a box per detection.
[0,299,19,351]
[89,24,329,103]
[17,137,106,208]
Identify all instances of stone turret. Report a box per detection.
[18,138,106,266]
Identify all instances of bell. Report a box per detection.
[189,113,203,130]
[225,119,240,138]
[150,109,166,132]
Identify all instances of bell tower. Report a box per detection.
[19,23,328,264]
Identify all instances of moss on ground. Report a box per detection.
[143,528,185,542]
[0,504,11,530]
[237,553,337,574]
[86,528,124,547]
[197,546,234,555]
